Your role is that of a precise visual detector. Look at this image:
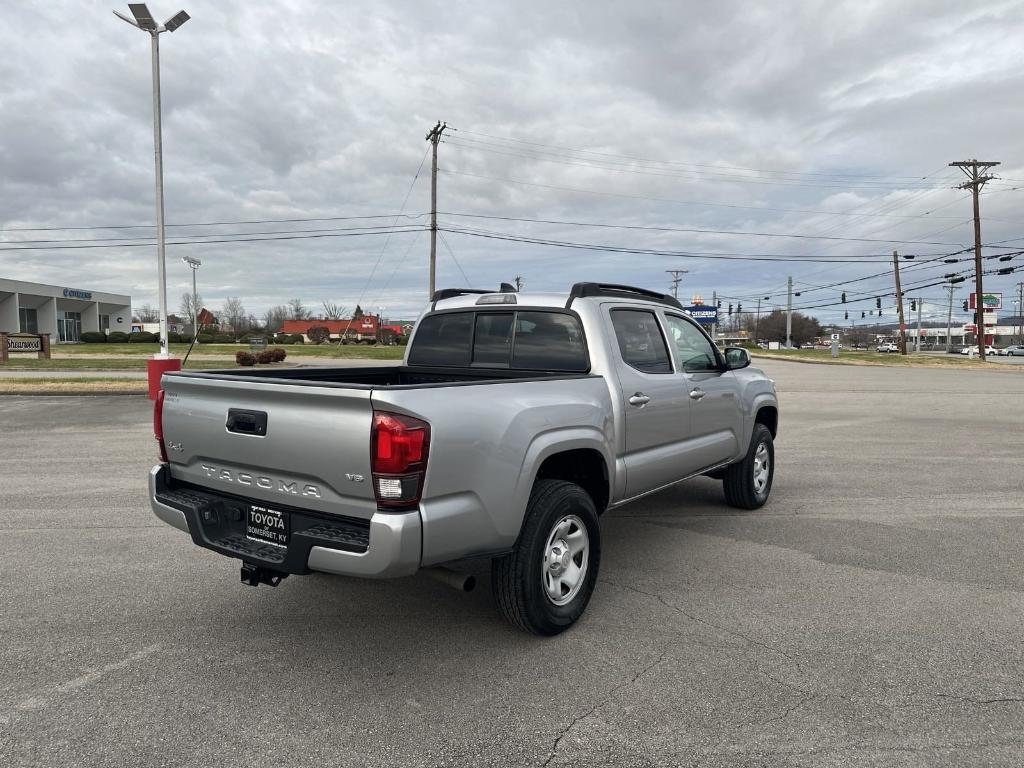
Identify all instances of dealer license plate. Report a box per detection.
[246,505,290,548]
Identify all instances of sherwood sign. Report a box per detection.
[0,332,51,363]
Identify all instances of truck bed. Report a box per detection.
[171,365,595,389]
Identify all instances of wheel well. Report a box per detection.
[536,449,609,514]
[755,405,778,437]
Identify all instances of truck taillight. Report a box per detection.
[371,411,430,508]
[154,389,168,463]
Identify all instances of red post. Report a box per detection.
[38,333,51,359]
[147,357,181,400]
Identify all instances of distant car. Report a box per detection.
[960,345,998,356]
[997,344,1024,356]
[876,343,899,353]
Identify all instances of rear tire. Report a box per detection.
[722,423,774,510]
[491,480,601,635]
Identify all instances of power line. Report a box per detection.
[0,212,429,233]
[436,211,972,247]
[446,127,944,182]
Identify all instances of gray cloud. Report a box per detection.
[1,0,1023,325]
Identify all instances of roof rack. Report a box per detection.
[566,282,683,310]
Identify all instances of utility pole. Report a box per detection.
[425,121,447,299]
[666,270,687,299]
[1016,281,1024,344]
[950,159,1000,360]
[785,276,793,348]
[915,296,922,352]
[711,290,718,341]
[944,282,959,353]
[893,251,908,355]
[754,297,761,345]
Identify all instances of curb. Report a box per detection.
[0,391,148,397]
[751,353,1016,371]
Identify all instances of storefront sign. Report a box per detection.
[969,292,1001,310]
[62,288,93,300]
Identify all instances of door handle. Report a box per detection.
[689,388,706,400]
[628,392,651,407]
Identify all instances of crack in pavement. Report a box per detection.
[602,579,806,675]
[539,643,674,767]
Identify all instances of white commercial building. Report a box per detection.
[0,278,132,343]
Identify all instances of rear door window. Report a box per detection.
[610,309,672,373]
[511,312,588,371]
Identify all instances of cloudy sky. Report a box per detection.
[2,0,1024,324]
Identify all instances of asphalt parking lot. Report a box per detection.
[2,359,1023,767]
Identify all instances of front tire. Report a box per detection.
[491,480,601,635]
[722,423,775,510]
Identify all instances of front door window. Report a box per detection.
[58,312,82,343]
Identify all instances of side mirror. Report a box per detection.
[724,347,751,370]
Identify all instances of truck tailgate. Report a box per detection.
[161,374,377,520]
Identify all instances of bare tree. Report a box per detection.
[263,305,290,333]
[288,298,309,320]
[136,303,159,322]
[321,301,347,320]
[180,292,203,330]
[222,297,246,336]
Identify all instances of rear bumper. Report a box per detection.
[149,465,421,578]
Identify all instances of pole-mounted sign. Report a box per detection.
[684,306,718,326]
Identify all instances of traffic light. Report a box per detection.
[861,311,866,318]
[717,300,722,309]
[841,292,846,303]
[878,308,883,316]
[875,297,882,309]
[844,311,848,320]
[962,300,969,311]
[728,303,733,316]
[737,303,743,314]
[910,300,916,311]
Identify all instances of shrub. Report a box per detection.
[167,332,186,344]
[271,347,287,362]
[80,331,107,343]
[306,325,330,345]
[397,335,409,346]
[289,334,305,344]
[235,351,256,366]
[107,331,130,343]
[196,333,215,344]
[256,349,275,364]
[129,331,157,343]
[214,333,235,343]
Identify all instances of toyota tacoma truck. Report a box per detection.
[150,282,778,634]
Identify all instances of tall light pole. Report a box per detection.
[181,255,201,342]
[114,4,190,358]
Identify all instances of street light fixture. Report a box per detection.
[113,3,189,360]
[181,256,201,342]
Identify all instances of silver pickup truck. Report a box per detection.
[150,282,778,634]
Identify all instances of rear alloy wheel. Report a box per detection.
[722,423,775,510]
[492,480,601,635]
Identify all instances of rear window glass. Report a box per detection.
[408,310,588,371]
[472,313,514,365]
[407,312,472,366]
[610,309,672,373]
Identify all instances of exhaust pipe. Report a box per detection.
[423,566,476,593]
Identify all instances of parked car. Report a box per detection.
[149,282,779,635]
[960,345,998,356]
[876,342,899,353]
[997,344,1024,356]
